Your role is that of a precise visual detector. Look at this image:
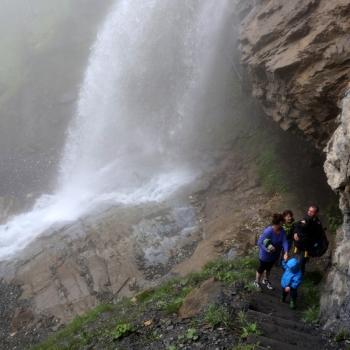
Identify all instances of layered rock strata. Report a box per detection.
[238,0,350,147]
[238,0,350,330]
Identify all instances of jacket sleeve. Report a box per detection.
[290,271,303,289]
[281,260,287,271]
[282,230,288,253]
[258,229,270,253]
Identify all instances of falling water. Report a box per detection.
[0,0,237,260]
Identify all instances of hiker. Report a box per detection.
[293,205,328,274]
[254,213,289,291]
[282,209,295,252]
[281,257,302,309]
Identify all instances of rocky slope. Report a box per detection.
[238,0,350,331]
[0,106,335,349]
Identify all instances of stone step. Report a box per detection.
[246,309,310,333]
[249,296,300,320]
[256,320,322,349]
[247,334,299,350]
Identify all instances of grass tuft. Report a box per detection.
[204,304,231,328]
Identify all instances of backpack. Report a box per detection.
[307,232,329,257]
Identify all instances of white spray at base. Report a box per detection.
[0,0,236,260]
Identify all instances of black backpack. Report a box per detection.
[308,232,329,257]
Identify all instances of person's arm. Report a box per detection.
[258,229,271,253]
[282,230,289,254]
[281,260,287,270]
[291,272,303,289]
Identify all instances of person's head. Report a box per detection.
[282,210,294,224]
[271,213,284,234]
[307,205,319,218]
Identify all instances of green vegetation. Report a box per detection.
[325,201,343,234]
[257,143,288,194]
[335,329,350,342]
[167,346,177,350]
[32,251,258,350]
[240,322,261,339]
[185,327,199,341]
[237,311,262,339]
[300,271,323,324]
[235,117,291,196]
[302,305,320,324]
[110,322,134,340]
[204,304,231,328]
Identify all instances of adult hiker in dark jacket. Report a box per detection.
[254,213,288,291]
[293,205,327,273]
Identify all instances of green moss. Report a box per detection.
[257,144,288,194]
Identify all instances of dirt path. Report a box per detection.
[245,270,336,350]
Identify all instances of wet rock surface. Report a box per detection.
[238,0,350,147]
[238,0,350,332]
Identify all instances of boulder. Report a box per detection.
[178,277,223,319]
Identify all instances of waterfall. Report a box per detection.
[0,0,236,260]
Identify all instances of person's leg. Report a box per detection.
[254,261,266,289]
[263,261,275,290]
[281,288,288,302]
[290,288,298,309]
[255,270,263,283]
[290,288,297,302]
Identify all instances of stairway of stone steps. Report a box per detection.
[244,271,337,350]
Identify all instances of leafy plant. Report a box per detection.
[240,322,261,339]
[237,311,261,339]
[186,328,199,341]
[111,322,134,340]
[167,346,177,350]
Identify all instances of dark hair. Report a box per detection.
[282,209,294,219]
[271,213,284,226]
[309,204,320,213]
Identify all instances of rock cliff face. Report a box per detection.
[238,0,350,330]
[238,0,350,147]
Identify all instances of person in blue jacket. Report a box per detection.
[254,213,288,291]
[281,257,303,309]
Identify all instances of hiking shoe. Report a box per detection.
[262,279,274,290]
[289,300,296,310]
[253,281,262,291]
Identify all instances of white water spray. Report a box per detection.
[0,0,236,260]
